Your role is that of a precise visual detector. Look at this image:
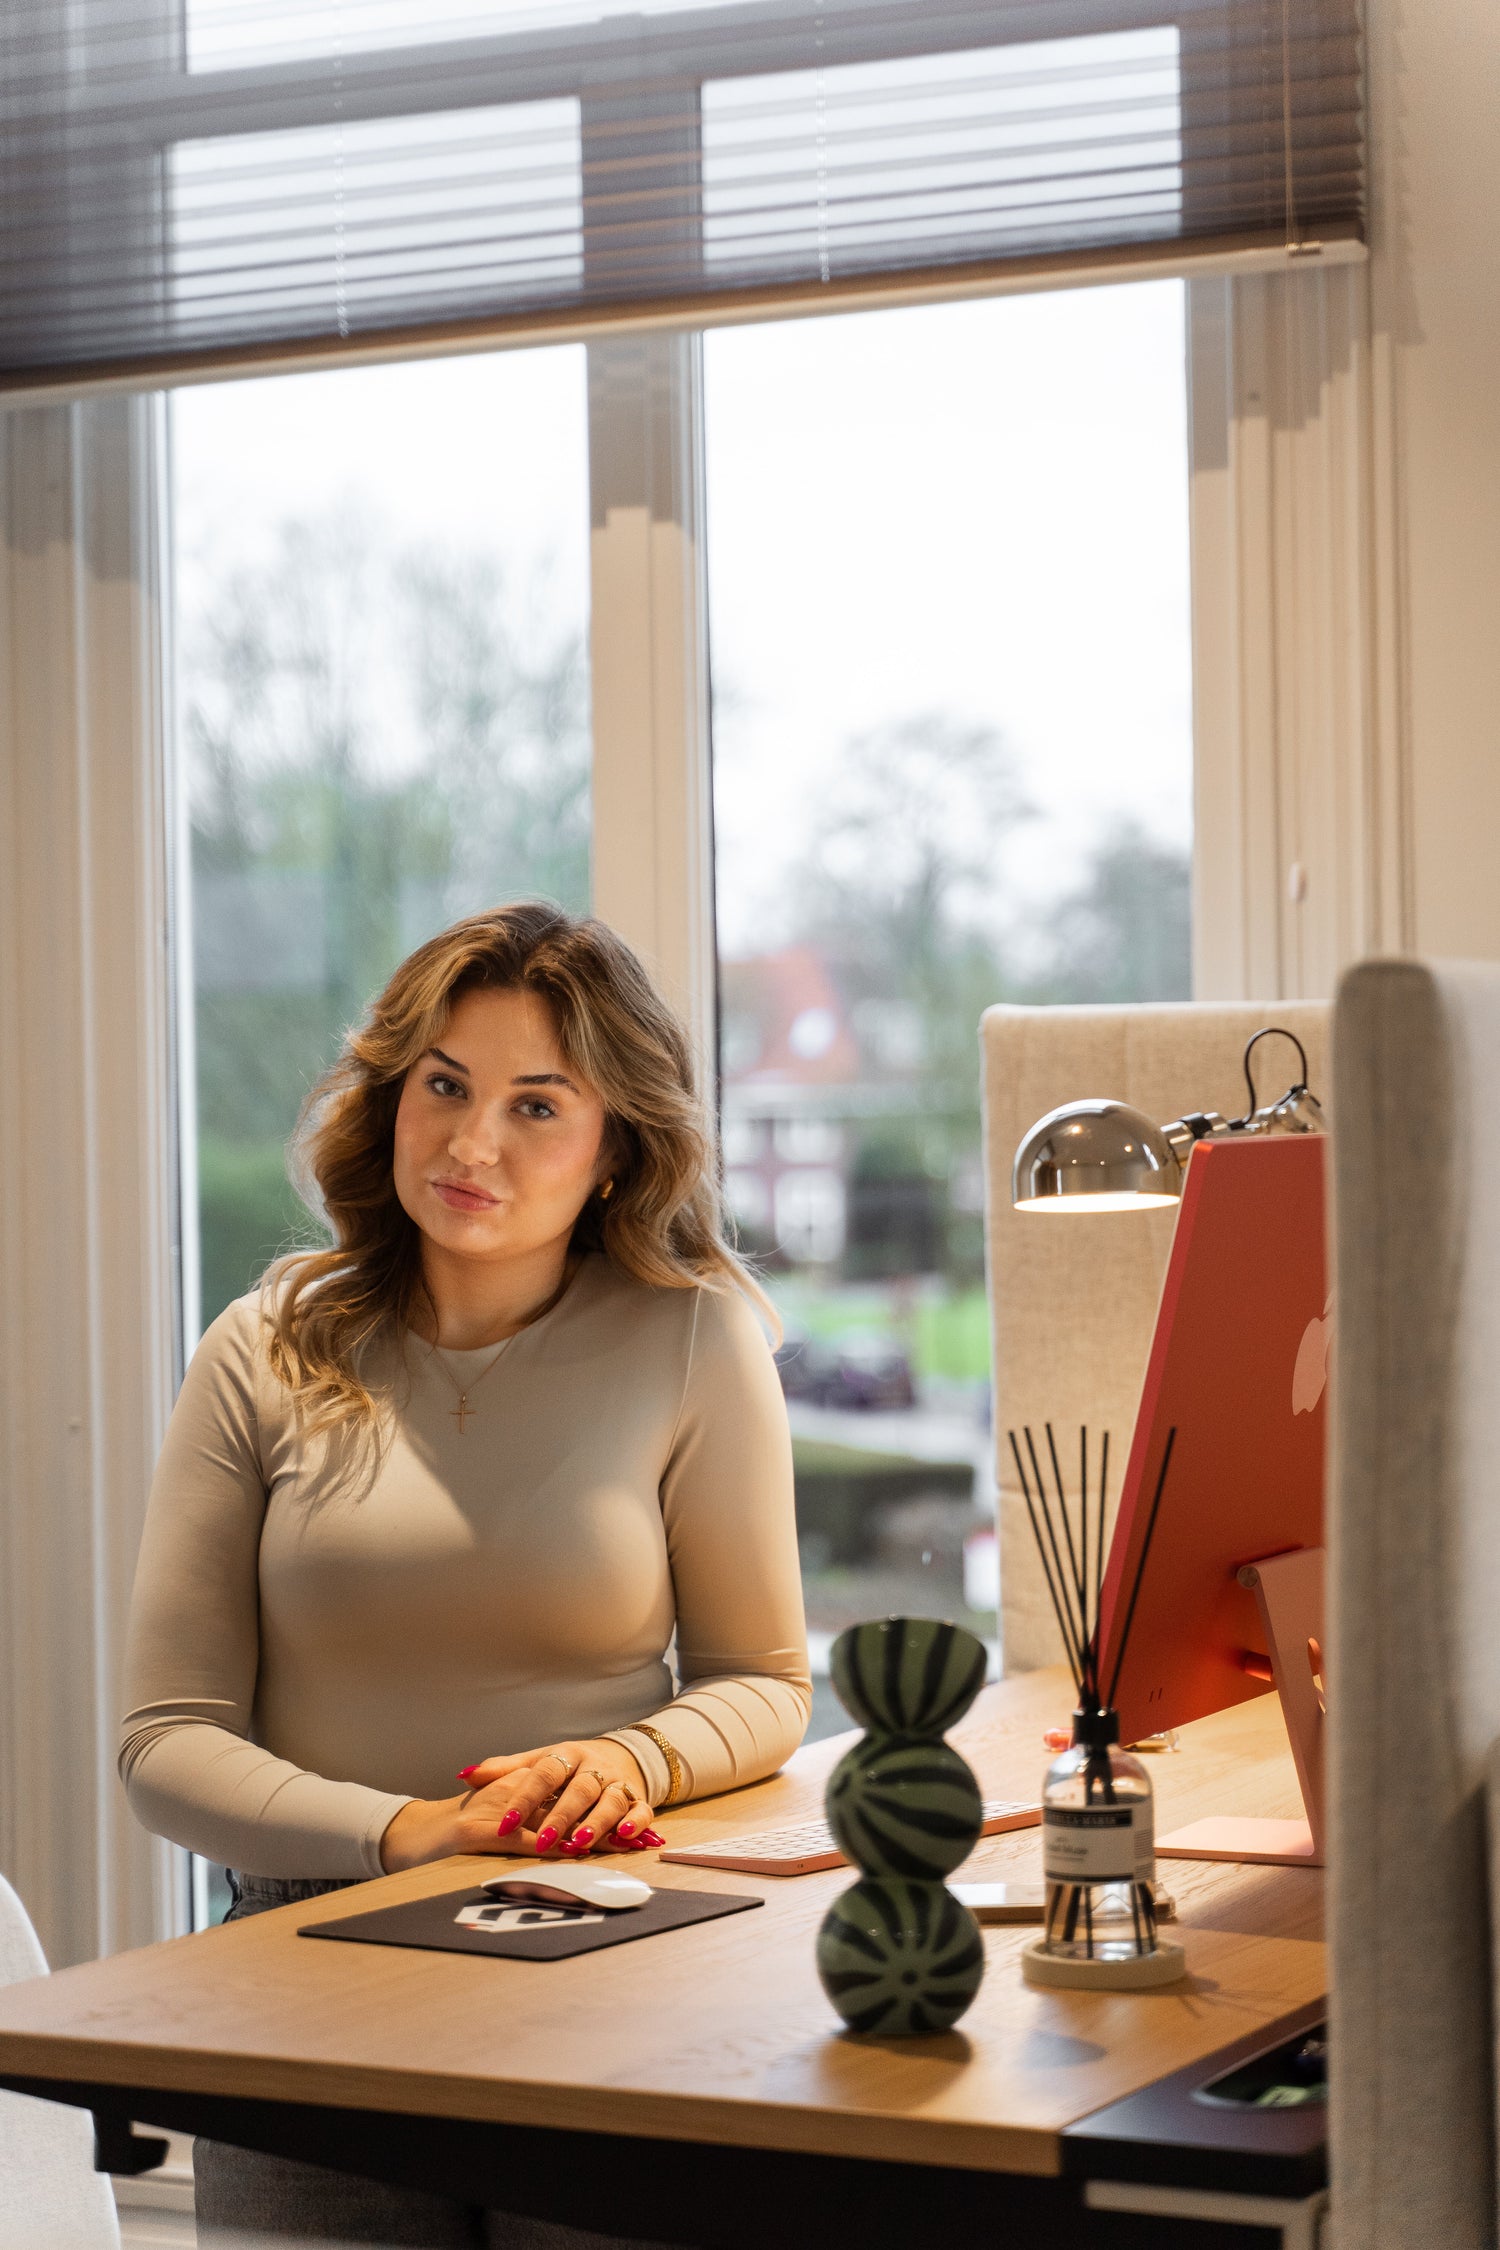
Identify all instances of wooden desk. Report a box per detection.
[0,1672,1326,2247]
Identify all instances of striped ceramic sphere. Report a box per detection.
[816,1877,984,2036]
[826,1736,983,1880]
[830,1617,987,1738]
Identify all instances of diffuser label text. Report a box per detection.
[1043,1804,1154,1883]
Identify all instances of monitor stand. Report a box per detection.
[1155,1546,1325,1869]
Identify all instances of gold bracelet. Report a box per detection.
[629,1724,686,1808]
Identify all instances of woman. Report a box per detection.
[120,903,811,2247]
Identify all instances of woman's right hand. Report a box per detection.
[378,1789,539,1873]
[373,1791,528,1881]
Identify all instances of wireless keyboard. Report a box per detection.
[657,1797,1040,1876]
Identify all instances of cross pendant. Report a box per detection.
[451,1396,473,1434]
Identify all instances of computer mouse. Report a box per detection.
[481,1863,653,1912]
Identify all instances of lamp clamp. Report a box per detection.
[1011,1025,1325,1214]
[1161,1028,1325,1156]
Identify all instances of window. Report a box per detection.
[705,280,1192,1735]
[172,344,590,1340]
[169,282,1190,1788]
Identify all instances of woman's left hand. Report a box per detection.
[458,1738,662,1855]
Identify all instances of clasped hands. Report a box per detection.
[380,1738,662,1873]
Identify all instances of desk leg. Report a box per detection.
[92,2114,169,2177]
[1086,2180,1329,2249]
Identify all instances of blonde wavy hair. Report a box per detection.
[264,902,770,1433]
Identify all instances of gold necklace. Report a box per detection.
[424,1259,579,1433]
[429,1337,512,1435]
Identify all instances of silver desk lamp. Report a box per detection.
[1011,1028,1325,1215]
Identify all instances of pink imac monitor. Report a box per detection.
[1094,1132,1328,1863]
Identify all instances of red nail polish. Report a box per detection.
[639,1829,665,1847]
[458,1766,477,1782]
[535,1827,558,1851]
[496,1808,522,1837]
[571,1828,594,1848]
[615,1821,636,1839]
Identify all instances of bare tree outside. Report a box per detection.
[714,696,1190,1725]
[183,511,589,1325]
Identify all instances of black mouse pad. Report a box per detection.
[302,1882,763,1962]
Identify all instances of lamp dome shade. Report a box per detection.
[1012,1099,1182,1212]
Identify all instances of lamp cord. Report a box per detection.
[1235,1025,1310,1127]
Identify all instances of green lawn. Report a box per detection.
[197,1135,318,1326]
[771,1280,992,1385]
[913,1290,992,1382]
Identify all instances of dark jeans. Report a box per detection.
[195,1873,683,2250]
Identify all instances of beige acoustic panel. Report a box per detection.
[1329,960,1500,2250]
[980,1001,1330,1675]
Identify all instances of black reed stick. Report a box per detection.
[1008,1429,1085,1684]
[1045,1421,1089,1652]
[1095,1431,1109,1688]
[1024,1427,1084,1681]
[1104,1426,1178,1713]
[1079,1425,1090,1697]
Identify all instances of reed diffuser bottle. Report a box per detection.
[1040,1705,1156,1964]
[1008,1422,1186,1990]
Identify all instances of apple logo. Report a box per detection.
[1293,1293,1334,1416]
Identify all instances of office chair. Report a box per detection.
[0,1873,121,2249]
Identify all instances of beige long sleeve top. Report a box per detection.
[119,1255,811,1879]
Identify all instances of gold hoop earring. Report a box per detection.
[598,1177,616,1202]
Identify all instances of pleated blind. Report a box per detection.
[1,0,1364,391]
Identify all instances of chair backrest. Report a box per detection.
[1329,960,1500,2250]
[981,999,1330,1672]
[0,1874,121,2250]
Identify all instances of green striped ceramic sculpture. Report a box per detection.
[815,1617,987,2036]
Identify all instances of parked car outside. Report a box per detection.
[775,1326,916,1411]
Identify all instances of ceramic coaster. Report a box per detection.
[1021,1936,1187,1990]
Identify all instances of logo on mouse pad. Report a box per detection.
[456,1902,605,1933]
[1292,1294,1334,1416]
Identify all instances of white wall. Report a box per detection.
[1368,0,1500,960]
